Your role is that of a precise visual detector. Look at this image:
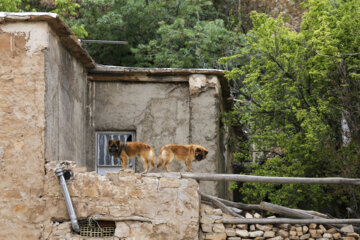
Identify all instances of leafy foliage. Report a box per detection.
[220,0,360,216]
[0,0,21,11]
[133,18,237,68]
[66,0,239,67]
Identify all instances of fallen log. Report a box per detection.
[295,209,329,219]
[200,192,244,218]
[260,201,319,219]
[223,217,360,225]
[209,195,262,211]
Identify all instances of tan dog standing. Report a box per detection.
[107,140,156,173]
[157,144,208,172]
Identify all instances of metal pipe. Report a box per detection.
[80,39,128,45]
[55,168,80,233]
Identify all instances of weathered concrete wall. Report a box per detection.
[88,81,191,172]
[189,74,226,197]
[0,22,48,240]
[89,74,226,196]
[44,28,88,167]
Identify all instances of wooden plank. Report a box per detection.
[223,218,360,224]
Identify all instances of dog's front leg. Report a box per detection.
[121,152,129,170]
[185,159,192,172]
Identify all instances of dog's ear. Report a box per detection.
[204,150,208,155]
[108,140,113,146]
[195,147,202,153]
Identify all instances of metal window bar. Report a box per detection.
[79,219,115,237]
[95,131,136,175]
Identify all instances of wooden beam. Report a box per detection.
[259,202,319,219]
[209,195,262,211]
[200,192,244,218]
[223,218,360,224]
[143,172,360,185]
[179,173,360,185]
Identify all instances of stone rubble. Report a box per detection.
[200,204,360,240]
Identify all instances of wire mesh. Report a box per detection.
[79,219,115,237]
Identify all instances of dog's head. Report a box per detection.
[108,140,121,156]
[195,146,208,161]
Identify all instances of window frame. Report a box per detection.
[95,131,136,175]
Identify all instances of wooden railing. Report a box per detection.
[144,172,360,225]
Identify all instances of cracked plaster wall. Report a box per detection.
[0,22,48,240]
[44,27,88,167]
[90,74,226,196]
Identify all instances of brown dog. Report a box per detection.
[157,144,208,172]
[107,140,156,173]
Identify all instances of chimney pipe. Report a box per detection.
[55,168,80,233]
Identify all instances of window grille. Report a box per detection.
[95,131,136,175]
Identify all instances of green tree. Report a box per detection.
[69,0,238,67]
[220,0,360,216]
[0,0,21,11]
[133,18,237,68]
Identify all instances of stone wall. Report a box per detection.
[44,162,200,240]
[88,73,227,196]
[0,21,48,240]
[199,204,359,240]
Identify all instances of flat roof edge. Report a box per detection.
[0,12,95,69]
[89,64,225,76]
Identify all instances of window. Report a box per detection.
[95,131,136,175]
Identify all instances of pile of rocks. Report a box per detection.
[199,204,359,240]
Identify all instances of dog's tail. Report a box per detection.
[157,153,164,168]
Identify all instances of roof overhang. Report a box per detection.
[0,12,95,69]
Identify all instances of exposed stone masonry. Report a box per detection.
[199,204,359,240]
[42,161,200,240]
